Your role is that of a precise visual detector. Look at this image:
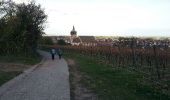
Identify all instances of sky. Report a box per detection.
[14,0,170,37]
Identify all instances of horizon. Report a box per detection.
[44,34,170,39]
[14,0,170,37]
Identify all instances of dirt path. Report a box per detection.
[0,63,30,72]
[0,50,70,100]
[67,59,98,100]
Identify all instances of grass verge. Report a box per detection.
[0,52,42,86]
[0,52,42,65]
[64,52,170,100]
[0,71,21,86]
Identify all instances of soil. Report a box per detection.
[67,59,98,100]
[0,63,31,72]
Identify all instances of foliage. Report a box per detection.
[39,36,54,45]
[57,39,67,45]
[0,0,47,55]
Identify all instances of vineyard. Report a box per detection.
[45,44,170,90]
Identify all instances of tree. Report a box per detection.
[39,36,54,45]
[0,1,47,54]
[15,2,47,52]
[0,0,18,54]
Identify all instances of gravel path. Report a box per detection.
[0,50,70,100]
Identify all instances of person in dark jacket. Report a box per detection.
[57,48,62,59]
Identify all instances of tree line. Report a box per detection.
[0,0,47,55]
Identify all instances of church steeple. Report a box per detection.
[72,26,75,31]
[70,25,77,36]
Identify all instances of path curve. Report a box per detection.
[0,50,70,100]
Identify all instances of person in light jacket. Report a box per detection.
[50,48,56,60]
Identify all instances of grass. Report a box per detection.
[0,52,42,86]
[0,71,21,86]
[69,66,76,100]
[0,52,42,65]
[64,52,170,100]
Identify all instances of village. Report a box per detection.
[49,26,170,48]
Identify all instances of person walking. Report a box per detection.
[57,48,62,59]
[51,48,56,60]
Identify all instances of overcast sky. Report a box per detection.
[14,0,170,37]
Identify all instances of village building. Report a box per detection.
[69,26,97,46]
[69,26,81,45]
[50,26,119,47]
[52,26,98,46]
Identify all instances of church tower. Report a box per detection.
[70,26,77,38]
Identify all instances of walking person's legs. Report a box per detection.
[59,54,61,59]
[52,54,55,60]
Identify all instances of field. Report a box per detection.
[64,51,170,100]
[45,44,170,91]
[40,44,170,99]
